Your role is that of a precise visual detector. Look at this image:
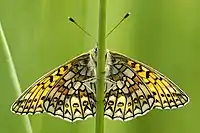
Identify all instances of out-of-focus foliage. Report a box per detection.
[0,0,199,133]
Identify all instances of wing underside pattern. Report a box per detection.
[11,53,97,122]
[109,51,189,112]
[11,49,189,122]
[104,54,155,120]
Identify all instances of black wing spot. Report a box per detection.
[152,91,157,95]
[64,65,68,70]
[34,99,38,102]
[30,105,34,109]
[65,103,69,108]
[167,94,170,97]
[131,62,136,67]
[155,99,159,103]
[41,96,46,100]
[146,71,150,78]
[161,94,165,97]
[46,97,51,102]
[37,104,42,109]
[28,99,32,103]
[49,76,54,82]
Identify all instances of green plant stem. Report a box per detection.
[0,22,33,133]
[96,0,106,133]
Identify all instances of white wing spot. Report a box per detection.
[64,71,75,80]
[123,69,135,78]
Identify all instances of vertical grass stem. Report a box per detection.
[95,0,106,133]
[0,22,33,133]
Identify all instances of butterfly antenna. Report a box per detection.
[68,17,98,44]
[106,12,131,38]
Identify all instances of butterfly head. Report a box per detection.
[90,47,109,60]
[93,47,98,55]
[89,47,98,62]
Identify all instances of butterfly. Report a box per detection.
[11,48,189,122]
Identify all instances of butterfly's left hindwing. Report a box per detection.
[11,52,96,122]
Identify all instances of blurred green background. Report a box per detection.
[0,0,199,133]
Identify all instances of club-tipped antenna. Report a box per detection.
[106,12,131,38]
[68,17,98,44]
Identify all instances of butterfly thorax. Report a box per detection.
[89,47,116,77]
[88,48,127,93]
